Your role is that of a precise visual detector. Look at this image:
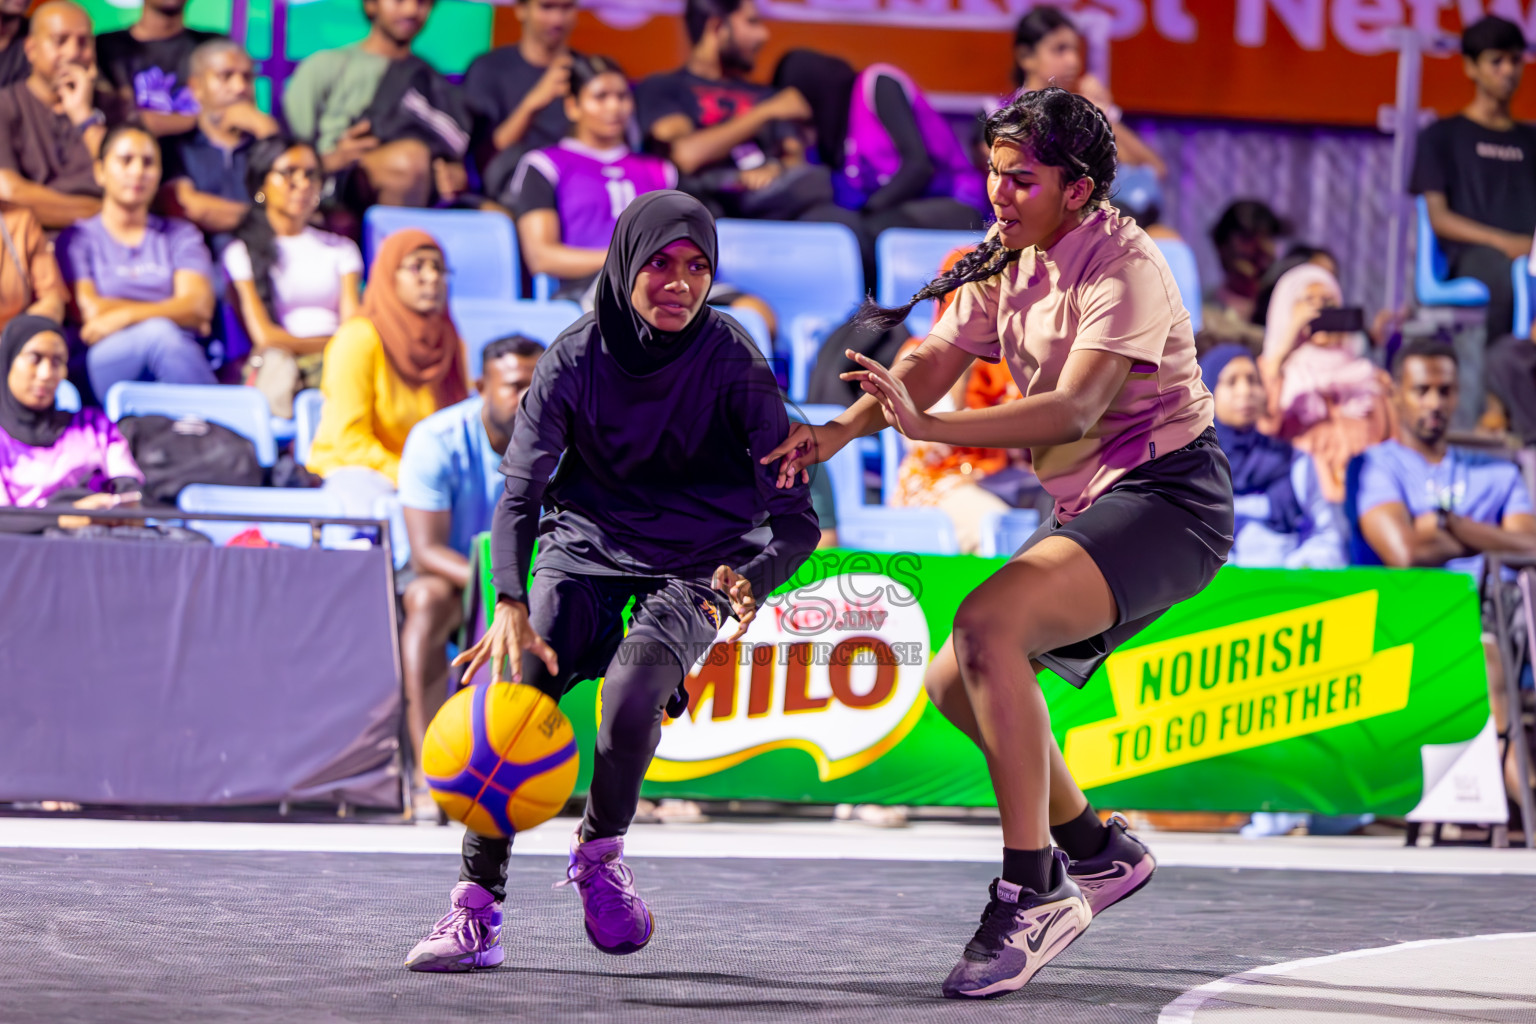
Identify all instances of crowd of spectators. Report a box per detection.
[0,0,1534,824]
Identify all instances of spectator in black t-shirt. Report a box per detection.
[1411,16,1536,341]
[463,0,578,199]
[96,0,217,139]
[636,0,868,251]
[158,38,277,254]
[0,0,29,89]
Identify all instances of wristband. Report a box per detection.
[76,108,106,132]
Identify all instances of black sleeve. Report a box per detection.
[864,74,935,214]
[636,74,694,138]
[728,350,820,600]
[490,346,573,604]
[159,135,188,183]
[1409,119,1450,197]
[510,160,557,217]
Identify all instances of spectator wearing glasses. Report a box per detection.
[158,38,278,254]
[396,333,542,809]
[0,1,131,231]
[95,0,217,139]
[305,228,468,512]
[56,123,216,400]
[223,136,363,417]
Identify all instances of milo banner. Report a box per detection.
[471,542,1505,821]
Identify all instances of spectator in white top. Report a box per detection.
[223,135,363,417]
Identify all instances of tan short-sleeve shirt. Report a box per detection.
[929,208,1213,521]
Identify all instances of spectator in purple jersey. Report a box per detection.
[509,56,677,302]
[510,54,777,334]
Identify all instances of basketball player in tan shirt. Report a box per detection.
[766,87,1234,999]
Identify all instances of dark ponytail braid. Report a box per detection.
[853,86,1118,334]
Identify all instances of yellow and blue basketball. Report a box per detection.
[421,683,579,839]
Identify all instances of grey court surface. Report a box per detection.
[4,849,1536,1024]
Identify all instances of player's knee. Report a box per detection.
[952,591,1048,681]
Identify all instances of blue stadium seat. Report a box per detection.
[1513,256,1531,341]
[362,208,520,303]
[1153,237,1203,333]
[452,298,583,378]
[875,228,983,335]
[55,379,80,413]
[177,484,346,548]
[1414,195,1489,307]
[715,218,864,348]
[718,305,773,361]
[977,509,1042,558]
[105,382,278,467]
[293,388,324,467]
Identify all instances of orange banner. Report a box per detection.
[490,1,1536,126]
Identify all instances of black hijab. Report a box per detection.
[0,315,72,448]
[596,190,720,377]
[773,49,857,169]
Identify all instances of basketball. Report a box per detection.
[421,683,580,839]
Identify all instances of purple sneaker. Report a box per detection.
[557,832,654,955]
[404,881,504,972]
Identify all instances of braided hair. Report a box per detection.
[231,136,322,323]
[853,87,1117,334]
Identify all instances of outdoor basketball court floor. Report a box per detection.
[3,818,1535,1024]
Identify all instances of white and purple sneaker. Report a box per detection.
[404,881,504,972]
[558,831,654,955]
[942,850,1091,999]
[1066,813,1156,917]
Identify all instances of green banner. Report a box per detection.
[471,541,1497,817]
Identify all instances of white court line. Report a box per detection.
[1157,932,1536,1023]
[3,817,1536,875]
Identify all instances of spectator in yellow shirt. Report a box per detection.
[306,227,468,512]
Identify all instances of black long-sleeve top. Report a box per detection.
[491,311,819,608]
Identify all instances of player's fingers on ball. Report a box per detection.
[533,637,560,675]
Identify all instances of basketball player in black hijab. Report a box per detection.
[404,191,819,972]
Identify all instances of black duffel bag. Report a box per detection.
[118,415,264,505]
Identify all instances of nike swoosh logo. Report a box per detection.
[1024,908,1069,955]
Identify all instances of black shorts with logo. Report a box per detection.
[1016,426,1235,686]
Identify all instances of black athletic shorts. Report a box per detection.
[520,567,727,700]
[1016,426,1235,686]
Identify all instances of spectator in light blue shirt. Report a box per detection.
[1200,344,1345,569]
[1357,337,1536,804]
[396,333,544,785]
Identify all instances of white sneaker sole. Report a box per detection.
[952,897,1092,998]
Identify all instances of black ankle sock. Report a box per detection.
[1000,846,1053,894]
[1051,804,1110,860]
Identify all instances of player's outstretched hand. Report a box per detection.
[452,598,559,685]
[840,349,933,440]
[711,565,756,642]
[760,418,850,489]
